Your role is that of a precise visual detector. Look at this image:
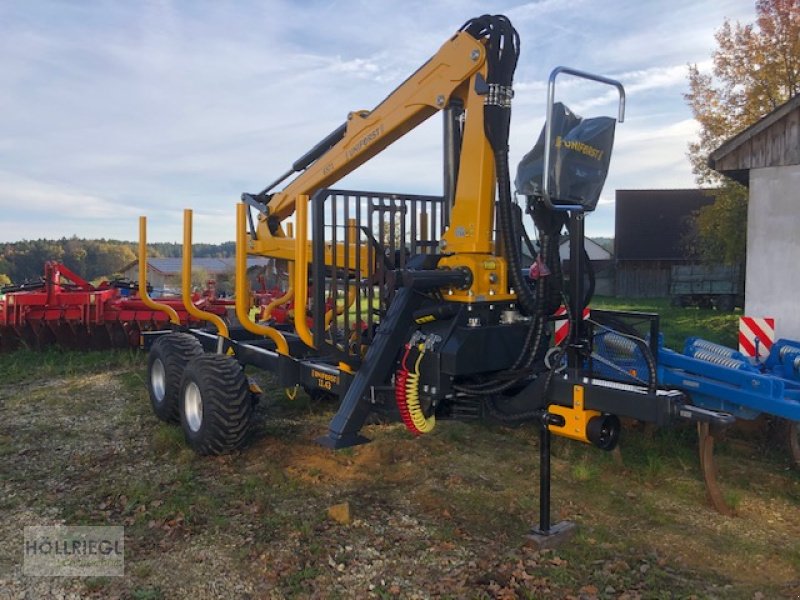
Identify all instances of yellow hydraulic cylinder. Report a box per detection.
[137,216,180,325]
[182,209,230,343]
[235,203,289,355]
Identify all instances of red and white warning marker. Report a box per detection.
[553,305,591,346]
[738,316,775,359]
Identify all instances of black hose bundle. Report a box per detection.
[452,15,559,398]
[461,16,536,318]
[530,200,566,315]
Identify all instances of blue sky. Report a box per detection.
[0,0,755,243]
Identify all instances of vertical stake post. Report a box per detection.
[539,415,552,533]
[527,412,576,548]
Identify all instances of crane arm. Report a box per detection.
[253,29,488,238]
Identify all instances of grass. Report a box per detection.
[130,587,165,600]
[0,347,143,385]
[2,356,798,597]
[0,298,798,597]
[592,296,741,350]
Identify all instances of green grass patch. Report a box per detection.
[570,459,599,482]
[151,423,187,457]
[281,566,320,596]
[592,296,740,350]
[0,347,142,385]
[129,586,165,600]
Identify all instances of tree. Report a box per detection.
[685,0,800,263]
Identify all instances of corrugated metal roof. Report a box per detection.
[125,257,272,275]
[615,189,716,261]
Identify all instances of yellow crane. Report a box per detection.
[138,14,731,542]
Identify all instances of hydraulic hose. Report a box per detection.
[406,347,435,433]
[463,16,534,316]
[395,343,435,435]
[496,150,539,316]
[454,15,573,399]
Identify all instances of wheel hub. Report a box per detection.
[184,381,204,432]
[151,359,166,404]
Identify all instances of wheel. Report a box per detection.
[147,333,203,423]
[179,354,254,455]
[786,419,800,469]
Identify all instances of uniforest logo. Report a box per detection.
[347,124,385,159]
[555,135,604,161]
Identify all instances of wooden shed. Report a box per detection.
[710,93,800,340]
[614,189,715,297]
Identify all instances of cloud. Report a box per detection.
[0,1,755,243]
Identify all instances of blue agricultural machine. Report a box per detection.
[588,310,800,513]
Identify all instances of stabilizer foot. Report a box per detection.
[526,520,577,550]
[315,433,371,450]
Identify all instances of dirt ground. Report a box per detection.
[0,350,799,599]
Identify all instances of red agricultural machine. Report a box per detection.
[0,261,236,351]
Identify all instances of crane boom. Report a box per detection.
[250,29,497,261]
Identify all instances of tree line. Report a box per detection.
[0,238,235,284]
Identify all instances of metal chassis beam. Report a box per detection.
[140,328,353,397]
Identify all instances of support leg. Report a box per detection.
[527,414,576,548]
[316,288,423,449]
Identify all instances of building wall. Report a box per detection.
[562,259,615,296]
[121,266,169,291]
[747,164,800,340]
[615,261,671,297]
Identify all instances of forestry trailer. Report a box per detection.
[139,15,731,538]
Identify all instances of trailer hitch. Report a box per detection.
[673,402,736,428]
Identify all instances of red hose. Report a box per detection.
[395,346,420,435]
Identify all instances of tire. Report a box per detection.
[786,419,800,470]
[179,354,253,455]
[147,333,203,423]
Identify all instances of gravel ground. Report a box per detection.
[1,356,798,599]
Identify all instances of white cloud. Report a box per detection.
[0,1,755,243]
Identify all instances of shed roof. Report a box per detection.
[709,94,800,184]
[122,257,272,275]
[558,237,612,261]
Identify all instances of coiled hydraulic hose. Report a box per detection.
[395,342,435,435]
[406,346,434,433]
[395,345,414,433]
